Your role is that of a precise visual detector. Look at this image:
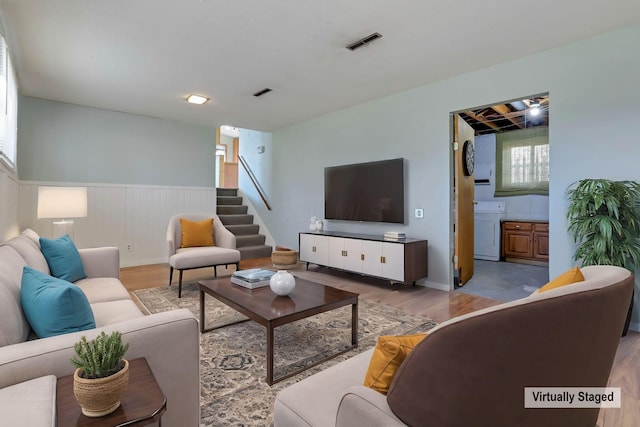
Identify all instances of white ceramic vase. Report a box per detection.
[270,270,296,296]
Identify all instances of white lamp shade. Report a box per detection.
[37,187,88,219]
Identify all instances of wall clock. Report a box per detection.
[462,140,474,176]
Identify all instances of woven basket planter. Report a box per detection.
[272,250,298,268]
[73,359,130,417]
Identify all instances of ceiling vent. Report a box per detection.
[253,88,272,97]
[346,32,383,51]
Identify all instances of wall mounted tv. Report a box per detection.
[324,158,405,224]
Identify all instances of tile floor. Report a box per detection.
[456,259,549,302]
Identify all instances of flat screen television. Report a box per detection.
[324,158,405,224]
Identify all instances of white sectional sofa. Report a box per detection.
[0,229,200,426]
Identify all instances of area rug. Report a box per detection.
[133,280,437,426]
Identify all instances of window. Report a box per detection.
[216,144,226,160]
[0,35,18,170]
[495,127,549,196]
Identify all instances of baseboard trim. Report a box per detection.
[419,280,450,292]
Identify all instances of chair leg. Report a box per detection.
[213,265,218,277]
[234,262,240,272]
[178,270,184,298]
[169,267,173,286]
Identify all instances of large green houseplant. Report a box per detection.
[70,331,130,417]
[566,179,640,270]
[566,179,640,336]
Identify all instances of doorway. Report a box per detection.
[451,94,550,301]
[217,126,240,188]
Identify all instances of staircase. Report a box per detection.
[216,188,272,260]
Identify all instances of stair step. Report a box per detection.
[236,234,266,248]
[214,188,271,261]
[217,205,248,215]
[218,214,254,225]
[239,245,273,260]
[225,224,260,236]
[216,188,238,197]
[217,196,243,206]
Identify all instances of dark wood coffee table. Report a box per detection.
[198,276,359,385]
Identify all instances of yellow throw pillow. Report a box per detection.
[363,333,427,394]
[179,218,215,248]
[537,266,585,292]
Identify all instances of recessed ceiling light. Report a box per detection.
[187,94,209,105]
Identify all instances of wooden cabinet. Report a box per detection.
[299,233,329,267]
[532,223,549,261]
[361,240,406,281]
[299,231,428,284]
[502,221,549,265]
[327,237,363,272]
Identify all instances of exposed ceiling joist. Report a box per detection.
[461,95,549,135]
[463,110,502,132]
[490,104,523,129]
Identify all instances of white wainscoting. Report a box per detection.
[19,182,217,267]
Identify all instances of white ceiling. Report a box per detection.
[1,0,639,132]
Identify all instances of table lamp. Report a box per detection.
[37,186,88,239]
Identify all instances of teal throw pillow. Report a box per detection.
[39,234,87,282]
[20,266,95,338]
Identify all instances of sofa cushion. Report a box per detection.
[179,217,215,248]
[537,266,585,292]
[363,333,427,394]
[74,277,132,304]
[39,234,87,282]
[275,349,374,427]
[0,246,30,346]
[20,266,95,338]
[0,375,56,427]
[169,246,240,270]
[4,229,50,275]
[91,300,144,327]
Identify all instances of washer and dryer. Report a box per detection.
[474,201,505,261]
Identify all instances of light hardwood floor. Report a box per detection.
[120,259,639,426]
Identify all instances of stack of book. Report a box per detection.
[384,231,406,241]
[231,268,276,289]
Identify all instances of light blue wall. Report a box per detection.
[256,25,640,321]
[238,128,273,214]
[17,96,216,186]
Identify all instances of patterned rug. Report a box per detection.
[133,279,437,426]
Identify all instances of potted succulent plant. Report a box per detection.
[70,331,130,417]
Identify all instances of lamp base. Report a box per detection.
[53,220,75,240]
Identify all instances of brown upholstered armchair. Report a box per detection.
[274,265,634,427]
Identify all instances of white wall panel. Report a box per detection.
[19,182,216,267]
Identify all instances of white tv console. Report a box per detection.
[299,231,428,284]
